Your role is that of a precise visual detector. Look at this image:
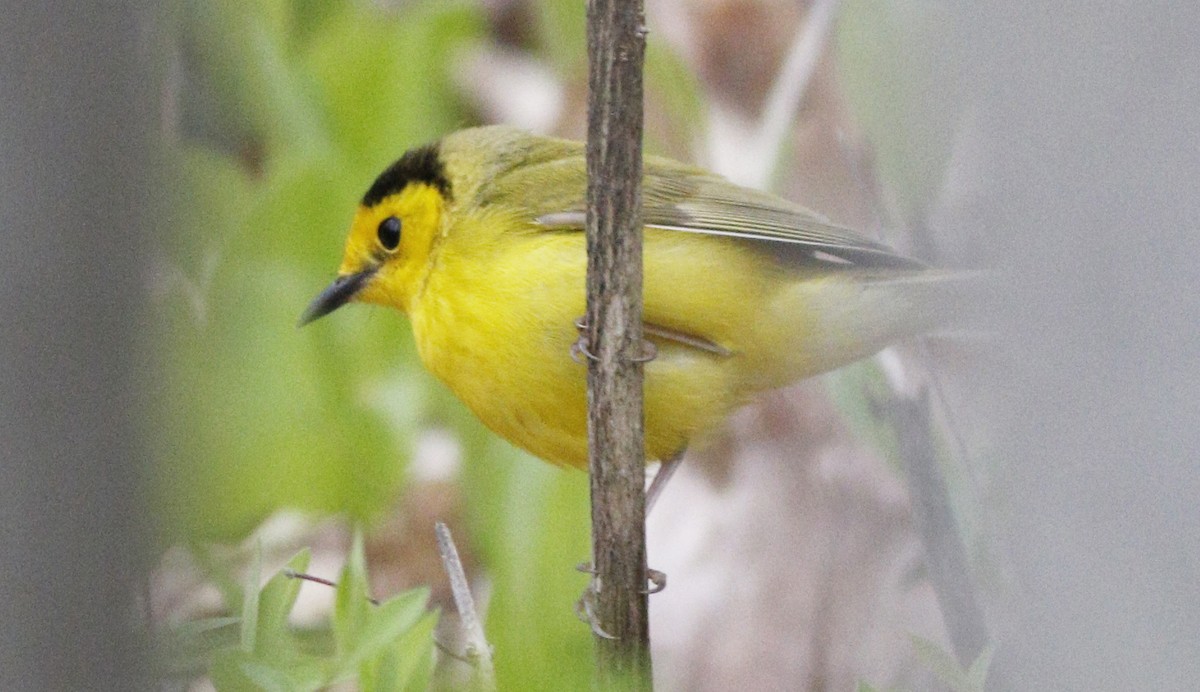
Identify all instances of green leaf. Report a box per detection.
[328,531,435,687]
[210,648,326,692]
[358,589,430,660]
[210,546,331,686]
[358,610,439,692]
[157,616,240,680]
[209,648,256,691]
[206,552,330,692]
[174,616,242,640]
[967,645,994,691]
[336,588,431,680]
[392,611,439,692]
[254,549,312,659]
[910,634,990,692]
[239,543,263,653]
[238,659,295,692]
[333,531,371,659]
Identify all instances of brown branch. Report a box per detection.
[584,0,652,687]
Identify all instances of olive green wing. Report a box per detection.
[638,158,924,269]
[480,136,921,270]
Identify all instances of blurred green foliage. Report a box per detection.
[152,0,600,688]
[153,0,486,538]
[159,538,437,690]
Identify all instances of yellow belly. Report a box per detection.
[406,218,932,469]
[410,228,784,467]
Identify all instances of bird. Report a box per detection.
[301,125,962,503]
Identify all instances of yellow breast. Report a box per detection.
[409,215,789,468]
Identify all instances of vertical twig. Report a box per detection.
[885,391,991,667]
[706,0,839,188]
[875,141,994,671]
[584,0,651,687]
[434,520,494,686]
[755,0,839,165]
[434,522,496,691]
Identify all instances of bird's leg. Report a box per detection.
[570,324,675,619]
[635,452,687,595]
[573,451,685,624]
[646,449,686,515]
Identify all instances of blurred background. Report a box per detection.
[2,0,1199,690]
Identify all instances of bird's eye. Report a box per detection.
[377,216,402,251]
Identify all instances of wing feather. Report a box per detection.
[642,164,924,269]
[482,135,923,270]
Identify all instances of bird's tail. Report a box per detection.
[756,269,990,389]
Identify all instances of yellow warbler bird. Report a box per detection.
[303,125,958,482]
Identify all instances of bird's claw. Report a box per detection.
[570,317,658,365]
[643,568,667,594]
[573,562,667,636]
[574,565,617,640]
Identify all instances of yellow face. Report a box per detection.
[341,183,446,310]
[301,181,446,324]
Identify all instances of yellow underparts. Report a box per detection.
[406,212,846,469]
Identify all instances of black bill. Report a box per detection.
[298,269,375,326]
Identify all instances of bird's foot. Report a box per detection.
[574,562,667,637]
[570,316,658,364]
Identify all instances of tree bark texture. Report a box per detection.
[584,0,651,686]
